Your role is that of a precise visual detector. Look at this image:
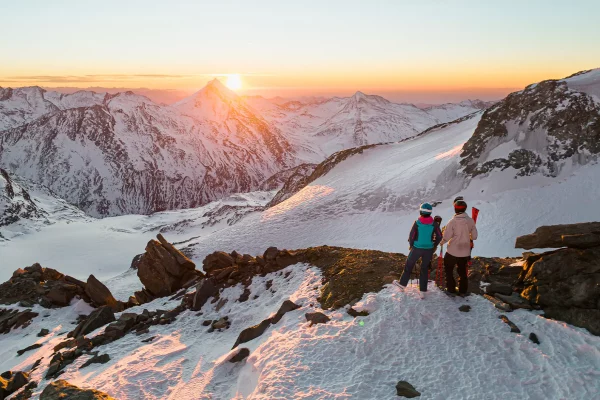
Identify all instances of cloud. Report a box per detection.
[2,74,193,83]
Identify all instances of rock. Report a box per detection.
[80,354,110,369]
[37,328,50,337]
[213,266,235,281]
[228,348,250,363]
[499,315,521,333]
[70,306,115,338]
[263,247,279,263]
[515,222,600,249]
[12,268,26,278]
[0,309,39,334]
[6,371,29,394]
[202,320,213,326]
[212,317,230,330]
[11,381,38,400]
[485,282,513,296]
[494,293,532,310]
[141,336,156,343]
[24,263,42,274]
[85,275,120,311]
[529,332,540,344]
[137,236,199,297]
[396,381,421,398]
[202,251,235,273]
[191,278,219,311]
[238,288,251,303]
[255,255,266,267]
[130,254,143,270]
[17,343,42,356]
[561,233,600,249]
[483,294,512,312]
[271,300,301,324]
[305,312,330,327]
[543,307,600,336]
[46,284,78,307]
[232,319,272,349]
[275,249,298,268]
[347,307,370,317]
[40,379,116,399]
[458,305,471,312]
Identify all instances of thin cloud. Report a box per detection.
[4,74,193,83]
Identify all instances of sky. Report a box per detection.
[1,0,599,103]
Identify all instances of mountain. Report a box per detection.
[0,85,295,217]
[246,92,487,160]
[461,69,600,178]
[0,86,60,130]
[0,168,87,240]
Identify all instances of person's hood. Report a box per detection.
[418,216,434,224]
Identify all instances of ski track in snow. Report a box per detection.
[1,265,598,399]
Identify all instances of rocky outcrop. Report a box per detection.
[0,309,38,334]
[514,223,600,335]
[69,306,115,338]
[40,380,115,400]
[85,275,123,312]
[0,371,30,399]
[228,348,250,363]
[136,234,202,298]
[232,300,301,349]
[305,312,330,327]
[460,70,600,178]
[515,222,600,249]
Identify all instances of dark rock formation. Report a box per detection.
[1,370,31,400]
[458,305,471,312]
[305,312,330,327]
[515,222,600,249]
[396,381,421,398]
[85,275,122,311]
[137,234,202,297]
[228,348,250,363]
[191,278,219,311]
[37,328,49,337]
[232,300,301,349]
[529,332,540,345]
[16,343,42,356]
[0,263,88,308]
[69,306,115,338]
[40,379,115,399]
[499,315,521,333]
[347,307,369,317]
[80,354,110,369]
[0,309,38,334]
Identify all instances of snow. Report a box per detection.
[485,139,521,162]
[0,191,274,282]
[563,68,600,103]
[1,269,598,399]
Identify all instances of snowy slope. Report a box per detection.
[1,267,599,399]
[0,86,59,130]
[0,190,274,282]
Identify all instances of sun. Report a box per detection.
[225,74,242,91]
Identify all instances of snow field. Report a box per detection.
[2,264,599,399]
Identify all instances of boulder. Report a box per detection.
[228,348,250,363]
[130,254,143,270]
[543,307,600,336]
[191,278,219,311]
[263,247,279,263]
[347,307,369,317]
[232,319,272,349]
[85,275,120,311]
[202,252,235,273]
[137,236,200,297]
[46,284,77,307]
[305,312,330,327]
[483,294,511,312]
[396,381,421,398]
[70,306,115,338]
[40,380,115,400]
[561,233,600,249]
[494,293,532,310]
[270,300,301,324]
[485,283,513,296]
[6,371,29,394]
[0,309,38,334]
[529,332,540,345]
[80,354,110,369]
[17,343,42,356]
[37,328,50,337]
[458,305,471,312]
[515,222,600,249]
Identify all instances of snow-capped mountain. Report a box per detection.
[0,168,88,240]
[0,87,60,130]
[461,68,600,177]
[0,86,295,217]
[245,92,487,160]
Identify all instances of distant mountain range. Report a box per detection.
[0,80,487,218]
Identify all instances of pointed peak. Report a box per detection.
[353,91,367,99]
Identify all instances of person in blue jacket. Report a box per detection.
[393,202,443,299]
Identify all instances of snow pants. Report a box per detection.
[444,252,469,294]
[399,247,433,292]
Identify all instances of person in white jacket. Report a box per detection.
[440,200,478,295]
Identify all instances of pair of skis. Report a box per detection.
[435,207,479,288]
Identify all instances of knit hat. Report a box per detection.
[453,196,464,204]
[454,200,467,214]
[419,202,433,216]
